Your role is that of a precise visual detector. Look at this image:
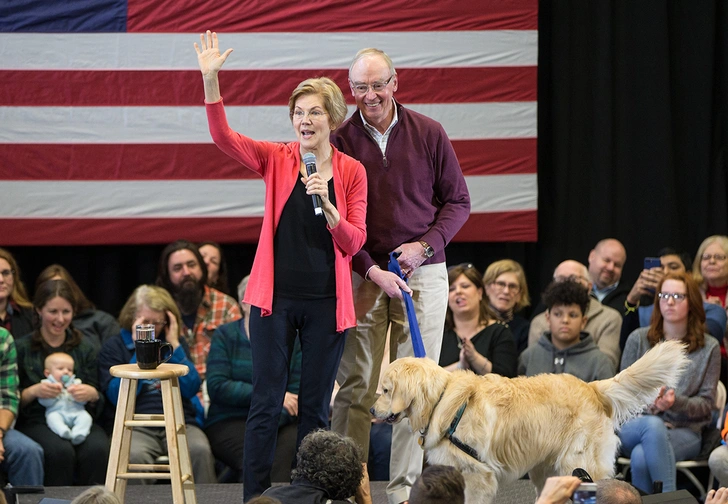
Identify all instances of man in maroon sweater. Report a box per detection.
[331,48,470,504]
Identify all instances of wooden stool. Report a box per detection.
[105,363,196,504]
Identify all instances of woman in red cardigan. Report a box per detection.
[195,31,367,501]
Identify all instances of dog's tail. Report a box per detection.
[591,340,689,427]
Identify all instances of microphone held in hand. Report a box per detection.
[302,152,323,217]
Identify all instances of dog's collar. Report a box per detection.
[447,403,481,461]
[418,391,445,447]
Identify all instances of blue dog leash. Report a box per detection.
[388,251,426,358]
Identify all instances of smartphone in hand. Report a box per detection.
[572,482,597,504]
[644,257,662,270]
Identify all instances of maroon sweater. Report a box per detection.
[331,100,470,276]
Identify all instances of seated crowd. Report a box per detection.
[0,234,727,500]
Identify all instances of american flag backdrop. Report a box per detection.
[0,0,538,246]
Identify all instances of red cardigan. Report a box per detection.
[206,99,367,332]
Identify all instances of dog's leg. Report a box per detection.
[463,470,497,504]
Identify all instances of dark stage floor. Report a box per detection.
[16,480,539,504]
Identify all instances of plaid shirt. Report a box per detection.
[0,327,20,416]
[184,285,241,379]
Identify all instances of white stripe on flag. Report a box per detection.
[0,103,537,143]
[0,31,538,70]
[0,175,536,218]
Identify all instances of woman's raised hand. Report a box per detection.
[194,30,233,77]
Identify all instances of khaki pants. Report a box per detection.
[332,263,448,504]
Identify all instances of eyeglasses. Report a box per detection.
[350,75,395,95]
[292,109,328,121]
[701,253,727,262]
[0,269,14,279]
[658,292,686,302]
[491,280,520,293]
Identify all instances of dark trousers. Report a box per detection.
[19,422,109,486]
[243,297,347,502]
[205,417,297,482]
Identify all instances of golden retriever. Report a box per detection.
[371,340,688,503]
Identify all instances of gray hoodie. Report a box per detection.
[518,332,616,382]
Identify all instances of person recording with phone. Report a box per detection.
[98,285,216,484]
[195,31,367,501]
[619,248,727,350]
[535,476,640,504]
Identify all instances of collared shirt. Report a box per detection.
[592,282,619,303]
[184,285,242,379]
[359,99,399,155]
[0,328,19,416]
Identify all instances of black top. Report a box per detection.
[274,177,337,299]
[439,323,518,378]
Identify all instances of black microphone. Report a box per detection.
[302,152,323,217]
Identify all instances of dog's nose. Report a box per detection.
[369,407,376,416]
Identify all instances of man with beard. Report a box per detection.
[156,240,241,380]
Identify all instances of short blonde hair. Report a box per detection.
[482,259,531,311]
[70,486,121,504]
[288,77,348,130]
[692,235,728,287]
[118,285,181,333]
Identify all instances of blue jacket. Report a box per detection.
[98,329,201,427]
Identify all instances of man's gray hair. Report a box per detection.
[596,478,641,504]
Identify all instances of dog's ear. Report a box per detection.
[388,364,412,415]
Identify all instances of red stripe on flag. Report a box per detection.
[127,0,538,32]
[0,218,265,245]
[456,139,537,176]
[0,68,537,107]
[453,211,537,242]
[1,212,536,245]
[0,140,534,180]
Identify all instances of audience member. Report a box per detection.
[620,248,727,349]
[0,327,44,486]
[98,284,216,484]
[439,263,517,377]
[70,486,121,504]
[197,31,368,501]
[595,478,641,504]
[483,259,532,355]
[156,240,241,380]
[529,260,622,369]
[205,275,302,483]
[39,352,93,445]
[709,407,728,487]
[0,248,34,339]
[408,465,465,504]
[16,279,109,486]
[587,239,629,313]
[693,235,728,313]
[198,241,230,295]
[519,280,615,381]
[619,271,720,493]
[261,430,363,503]
[535,476,641,504]
[35,264,120,350]
[330,47,470,504]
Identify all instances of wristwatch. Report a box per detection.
[419,241,434,258]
